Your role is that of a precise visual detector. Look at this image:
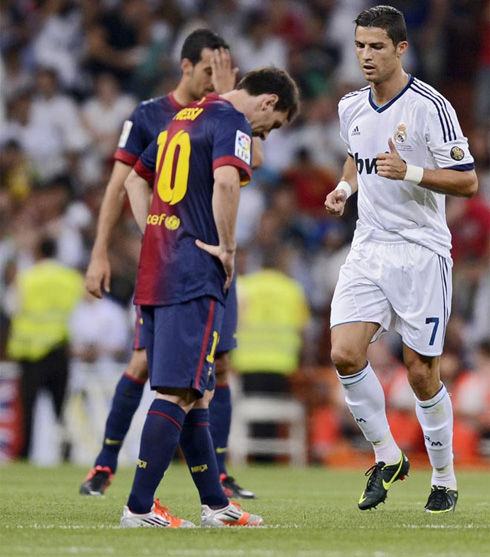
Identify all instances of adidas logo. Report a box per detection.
[352,125,360,136]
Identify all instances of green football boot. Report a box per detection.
[425,485,458,514]
[358,451,410,510]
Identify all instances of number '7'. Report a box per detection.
[425,317,440,346]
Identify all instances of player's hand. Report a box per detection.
[85,254,111,299]
[195,239,235,290]
[324,189,347,216]
[376,138,407,180]
[211,48,238,94]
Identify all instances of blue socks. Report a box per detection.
[127,399,185,514]
[95,373,144,473]
[209,384,232,476]
[180,408,229,509]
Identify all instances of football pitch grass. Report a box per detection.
[1,463,489,556]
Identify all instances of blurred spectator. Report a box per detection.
[447,194,490,330]
[206,0,247,46]
[81,72,137,183]
[129,3,177,98]
[387,0,447,84]
[0,139,34,204]
[453,339,490,458]
[0,90,64,180]
[473,0,490,127]
[283,147,336,219]
[438,345,481,461]
[447,196,490,267]
[5,236,84,459]
[233,9,288,75]
[266,0,307,46]
[310,221,351,312]
[326,0,370,88]
[231,245,310,458]
[292,93,347,171]
[69,292,131,367]
[232,245,310,393]
[34,176,93,270]
[235,178,266,248]
[82,0,152,91]
[31,0,84,93]
[286,6,338,100]
[243,195,310,278]
[30,67,89,183]
[443,0,483,83]
[2,42,33,101]
[261,124,297,174]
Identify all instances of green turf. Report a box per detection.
[1,463,489,556]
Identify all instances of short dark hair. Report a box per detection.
[355,5,407,46]
[180,29,229,64]
[236,67,300,122]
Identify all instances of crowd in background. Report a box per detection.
[1,0,489,463]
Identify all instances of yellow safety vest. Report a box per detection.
[7,260,84,361]
[231,270,310,375]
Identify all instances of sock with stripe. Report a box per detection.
[180,408,229,509]
[415,383,457,488]
[209,384,232,476]
[337,361,400,464]
[95,373,145,473]
[127,399,185,514]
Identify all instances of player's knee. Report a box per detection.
[125,350,149,382]
[195,389,214,409]
[407,365,438,399]
[331,344,364,375]
[156,388,198,411]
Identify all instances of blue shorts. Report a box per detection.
[217,274,238,353]
[134,276,237,353]
[133,306,145,350]
[141,297,225,397]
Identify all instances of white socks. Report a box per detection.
[338,364,456,488]
[415,383,457,489]
[337,362,400,464]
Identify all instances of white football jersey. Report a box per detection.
[339,76,475,258]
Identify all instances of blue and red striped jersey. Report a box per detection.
[132,94,253,306]
[114,92,183,166]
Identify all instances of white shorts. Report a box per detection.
[330,240,452,356]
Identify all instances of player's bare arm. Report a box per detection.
[196,165,241,290]
[324,155,358,217]
[124,170,152,234]
[85,161,133,298]
[211,47,238,94]
[377,138,478,197]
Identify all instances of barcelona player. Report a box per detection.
[120,67,300,527]
[80,30,258,499]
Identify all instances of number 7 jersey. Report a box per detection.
[132,94,252,307]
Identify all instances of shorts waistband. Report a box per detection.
[357,229,406,244]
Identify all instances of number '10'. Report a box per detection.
[156,130,191,205]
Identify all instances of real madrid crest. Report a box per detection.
[450,146,464,161]
[394,124,407,144]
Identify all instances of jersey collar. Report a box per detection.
[368,75,414,113]
[168,91,185,110]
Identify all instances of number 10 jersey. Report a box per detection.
[133,94,252,307]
